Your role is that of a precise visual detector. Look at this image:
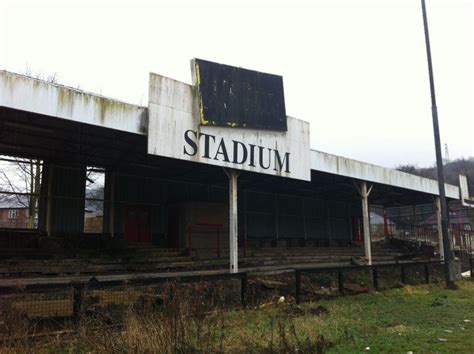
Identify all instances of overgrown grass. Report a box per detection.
[1,280,474,353]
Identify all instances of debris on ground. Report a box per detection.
[260,279,287,289]
[344,283,369,293]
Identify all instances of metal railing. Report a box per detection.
[186,223,224,258]
[386,223,439,245]
[294,260,444,304]
[0,272,248,324]
[1,258,469,329]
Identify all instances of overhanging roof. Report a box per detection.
[311,150,459,199]
[0,70,147,135]
[0,70,460,201]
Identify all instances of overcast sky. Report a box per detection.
[0,0,472,168]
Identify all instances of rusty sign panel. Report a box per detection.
[193,59,287,131]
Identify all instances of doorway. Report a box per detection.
[125,206,151,243]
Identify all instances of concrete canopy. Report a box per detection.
[0,69,459,207]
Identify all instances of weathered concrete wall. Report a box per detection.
[0,71,147,135]
[311,150,459,199]
[50,165,86,234]
[0,70,460,205]
[148,73,311,181]
[244,190,358,244]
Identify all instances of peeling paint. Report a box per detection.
[194,62,208,126]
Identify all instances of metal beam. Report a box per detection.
[435,196,445,260]
[224,168,240,273]
[421,0,456,287]
[359,181,373,265]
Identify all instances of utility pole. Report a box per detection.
[421,0,457,288]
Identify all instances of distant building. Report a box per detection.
[84,199,103,233]
[0,195,31,229]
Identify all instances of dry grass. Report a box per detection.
[0,282,328,353]
[2,278,473,353]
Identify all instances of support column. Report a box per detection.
[109,172,115,238]
[46,164,54,236]
[383,208,389,237]
[356,181,373,265]
[225,168,240,273]
[435,196,445,260]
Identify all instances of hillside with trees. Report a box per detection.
[396,157,474,192]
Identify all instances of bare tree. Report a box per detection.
[0,157,42,228]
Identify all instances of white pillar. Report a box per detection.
[360,181,372,265]
[435,196,445,260]
[225,169,240,273]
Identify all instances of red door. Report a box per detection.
[126,207,151,243]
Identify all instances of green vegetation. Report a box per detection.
[2,280,474,353]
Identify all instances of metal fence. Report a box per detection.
[294,260,446,304]
[0,272,248,325]
[1,258,471,334]
[387,223,473,270]
[386,223,439,246]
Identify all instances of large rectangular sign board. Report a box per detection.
[148,73,310,181]
[193,59,287,131]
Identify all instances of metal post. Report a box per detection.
[360,182,373,265]
[421,0,456,288]
[338,270,344,295]
[470,257,473,279]
[225,168,240,273]
[372,267,379,291]
[401,266,406,284]
[383,208,389,236]
[241,273,248,306]
[72,283,83,323]
[435,197,445,260]
[295,269,301,304]
[424,264,430,283]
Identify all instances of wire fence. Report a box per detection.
[1,258,471,340]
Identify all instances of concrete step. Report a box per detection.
[0,253,401,277]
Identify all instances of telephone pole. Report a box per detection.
[420,0,457,288]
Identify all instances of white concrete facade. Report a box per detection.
[147,73,311,181]
[311,150,459,199]
[0,70,147,135]
[0,69,460,200]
